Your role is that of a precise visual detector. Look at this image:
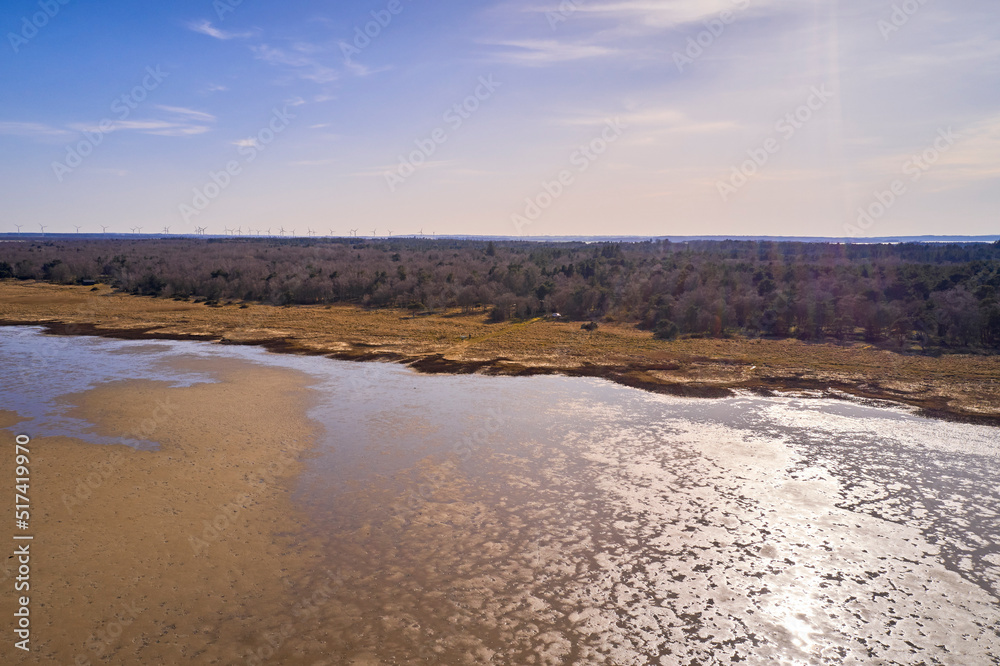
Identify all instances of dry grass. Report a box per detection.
[2,280,999,421]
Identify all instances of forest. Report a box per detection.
[2,237,1000,350]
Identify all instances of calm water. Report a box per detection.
[2,326,999,664]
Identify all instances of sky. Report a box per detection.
[0,0,997,238]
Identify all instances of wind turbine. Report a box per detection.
[74,225,82,233]
[419,228,424,236]
[224,227,232,236]
[266,228,272,236]
[290,228,296,237]
[279,227,286,237]
[371,228,377,238]
[162,226,170,235]
[100,225,108,234]
[307,228,316,237]
[386,229,393,238]
[350,228,358,237]
[195,226,206,235]
[14,224,23,233]
[329,228,335,236]
[135,226,142,234]
[39,224,47,234]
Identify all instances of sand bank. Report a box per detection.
[1,360,326,664]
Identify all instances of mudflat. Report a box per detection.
[1,360,324,664]
[2,281,999,423]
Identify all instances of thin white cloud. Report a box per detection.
[252,44,339,83]
[0,121,73,138]
[564,0,784,29]
[1,113,213,141]
[347,59,383,77]
[134,124,213,137]
[154,105,216,122]
[232,138,259,148]
[187,19,255,40]
[68,120,213,137]
[67,106,216,137]
[290,41,325,55]
[487,39,617,65]
[336,50,393,78]
[503,0,784,31]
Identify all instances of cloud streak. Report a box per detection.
[252,43,340,83]
[0,121,73,139]
[187,19,255,40]
[486,38,617,65]
[68,107,217,137]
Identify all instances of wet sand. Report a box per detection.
[0,410,23,429]
[269,410,1000,664]
[1,361,324,664]
[1,326,998,664]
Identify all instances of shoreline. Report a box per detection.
[2,281,999,426]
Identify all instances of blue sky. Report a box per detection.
[1,0,997,237]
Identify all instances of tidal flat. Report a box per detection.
[1,325,998,664]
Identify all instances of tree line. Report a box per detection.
[2,237,999,350]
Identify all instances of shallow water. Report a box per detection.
[2,326,999,664]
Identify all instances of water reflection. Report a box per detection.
[1,326,998,663]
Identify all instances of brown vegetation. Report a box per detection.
[3,237,1000,349]
[2,281,999,424]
